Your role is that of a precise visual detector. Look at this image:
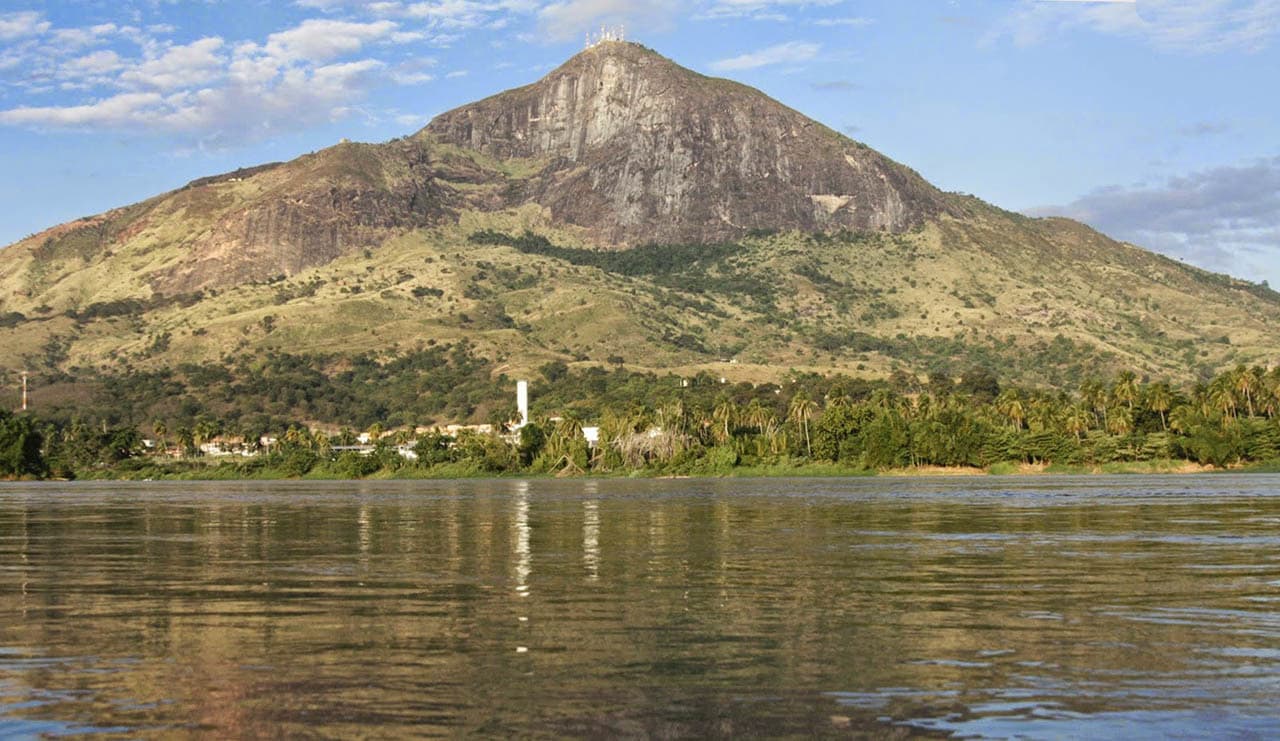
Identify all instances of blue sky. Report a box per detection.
[1,0,1278,287]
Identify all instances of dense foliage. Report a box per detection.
[0,411,46,478]
[7,357,1280,480]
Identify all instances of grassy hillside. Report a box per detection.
[3,199,1278,394]
[4,41,1277,401]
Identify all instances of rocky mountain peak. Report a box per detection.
[424,42,958,244]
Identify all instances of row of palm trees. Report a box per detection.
[138,363,1280,472]
[575,364,1280,470]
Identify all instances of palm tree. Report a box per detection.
[1208,376,1238,421]
[788,391,818,458]
[1080,378,1107,429]
[1232,365,1262,418]
[1106,405,1133,436]
[1063,403,1092,441]
[1146,381,1173,431]
[283,425,310,450]
[995,389,1026,431]
[1261,368,1280,419]
[1168,404,1197,435]
[657,400,688,436]
[743,398,770,434]
[1112,370,1139,411]
[545,416,587,474]
[743,399,776,457]
[193,418,219,451]
[152,420,168,453]
[711,396,737,445]
[1028,395,1059,433]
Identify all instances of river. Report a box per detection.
[2,475,1278,738]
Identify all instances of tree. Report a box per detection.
[517,423,547,466]
[1208,376,1238,421]
[656,400,689,436]
[543,416,589,474]
[1080,378,1107,430]
[1112,370,1139,411]
[711,396,737,445]
[192,417,222,452]
[176,426,195,457]
[742,398,771,435]
[1146,381,1174,431]
[995,389,1026,431]
[958,366,1000,402]
[487,405,519,434]
[1063,403,1092,441]
[1233,365,1262,418]
[152,420,168,453]
[1261,369,1280,419]
[0,412,46,478]
[539,360,569,383]
[1106,405,1133,436]
[1027,395,1059,433]
[927,370,954,394]
[312,431,331,457]
[788,391,818,458]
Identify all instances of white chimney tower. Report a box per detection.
[516,380,529,429]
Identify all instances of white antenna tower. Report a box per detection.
[585,24,626,49]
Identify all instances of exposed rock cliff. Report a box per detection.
[425,42,957,244]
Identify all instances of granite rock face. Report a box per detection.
[3,42,964,299]
[425,42,956,244]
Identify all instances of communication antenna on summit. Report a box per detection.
[585,24,626,49]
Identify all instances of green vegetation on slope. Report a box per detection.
[6,357,1280,480]
[4,215,1280,391]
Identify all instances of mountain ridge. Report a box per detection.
[423,41,957,244]
[1,42,1278,389]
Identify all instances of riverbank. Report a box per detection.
[56,456,1280,482]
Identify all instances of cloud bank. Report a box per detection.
[1031,156,1280,285]
[995,0,1280,53]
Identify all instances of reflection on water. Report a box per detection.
[583,499,600,582]
[514,480,531,599]
[1,475,1279,738]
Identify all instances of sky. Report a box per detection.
[1,0,1278,287]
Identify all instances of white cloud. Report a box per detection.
[63,50,126,76]
[394,111,432,127]
[0,11,50,40]
[120,38,226,90]
[814,16,873,27]
[995,0,1280,53]
[710,40,821,70]
[263,19,400,63]
[0,14,423,146]
[537,0,679,40]
[1031,155,1280,286]
[700,0,844,21]
[0,92,165,127]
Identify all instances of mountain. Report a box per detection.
[1,41,1279,396]
[424,41,956,244]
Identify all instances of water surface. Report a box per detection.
[2,475,1279,738]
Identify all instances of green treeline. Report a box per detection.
[5,357,1280,480]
